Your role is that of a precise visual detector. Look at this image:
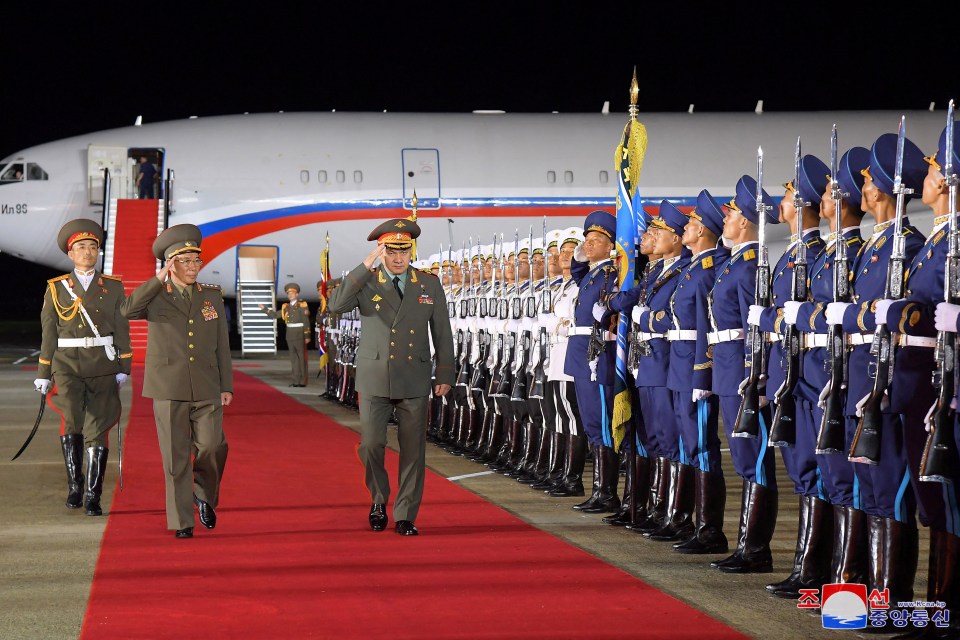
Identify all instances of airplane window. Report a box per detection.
[599,170,609,184]
[564,171,573,184]
[353,170,362,184]
[547,171,556,184]
[318,170,327,183]
[0,162,25,182]
[300,170,310,184]
[27,163,48,180]
[335,170,345,184]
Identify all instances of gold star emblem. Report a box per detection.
[395,221,406,228]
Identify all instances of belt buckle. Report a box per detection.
[84,336,95,348]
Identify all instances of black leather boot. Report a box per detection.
[464,400,484,455]
[526,425,552,485]
[436,397,453,445]
[531,431,561,489]
[548,433,586,497]
[718,482,777,574]
[479,412,504,464]
[646,463,695,541]
[627,456,667,533]
[60,434,84,509]
[881,518,919,607]
[488,416,516,472]
[514,420,542,482]
[712,480,751,569]
[673,469,727,554]
[830,505,868,585]
[572,446,602,510]
[602,452,634,525]
[603,454,652,527]
[503,419,528,476]
[84,446,109,517]
[771,496,833,598]
[892,529,960,639]
[576,446,621,514]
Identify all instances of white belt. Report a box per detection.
[898,334,937,348]
[847,333,873,346]
[569,327,616,341]
[287,323,305,328]
[802,334,829,349]
[707,328,744,345]
[667,330,697,341]
[766,333,781,343]
[58,336,114,348]
[637,332,666,341]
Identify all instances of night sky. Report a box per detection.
[1,3,956,324]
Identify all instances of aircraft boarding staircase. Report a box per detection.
[237,247,278,357]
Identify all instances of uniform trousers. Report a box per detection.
[51,372,121,447]
[849,412,914,524]
[573,376,612,447]
[718,394,776,488]
[778,397,825,499]
[358,394,428,522]
[549,380,580,436]
[287,331,307,385]
[674,391,721,474]
[810,399,857,507]
[903,402,957,533]
[636,386,670,459]
[153,398,228,530]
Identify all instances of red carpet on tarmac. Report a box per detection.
[81,369,746,639]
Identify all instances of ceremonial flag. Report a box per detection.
[318,232,331,369]
[611,75,649,452]
[408,190,419,261]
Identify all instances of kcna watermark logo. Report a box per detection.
[798,584,951,630]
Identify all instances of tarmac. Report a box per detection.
[0,346,930,639]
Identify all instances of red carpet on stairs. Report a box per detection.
[112,199,162,363]
[81,369,746,639]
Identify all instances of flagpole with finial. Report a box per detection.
[409,190,419,261]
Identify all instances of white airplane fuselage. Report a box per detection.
[0,111,946,301]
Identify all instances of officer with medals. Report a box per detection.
[747,155,829,597]
[566,210,621,513]
[709,176,781,574]
[328,218,454,536]
[122,224,232,538]
[789,148,869,586]
[260,283,311,387]
[37,220,132,516]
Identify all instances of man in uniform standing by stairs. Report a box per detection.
[260,283,311,387]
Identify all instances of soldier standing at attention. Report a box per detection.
[260,283,311,387]
[328,218,454,536]
[122,224,232,539]
[36,220,132,516]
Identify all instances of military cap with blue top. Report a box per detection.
[690,189,726,238]
[924,123,960,175]
[583,210,616,241]
[651,200,689,237]
[786,154,830,207]
[865,132,926,200]
[835,147,871,209]
[726,175,780,225]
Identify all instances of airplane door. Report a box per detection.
[87,145,130,203]
[401,148,440,209]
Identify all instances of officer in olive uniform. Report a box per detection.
[328,218,455,536]
[260,283,311,387]
[122,224,233,539]
[37,219,133,516]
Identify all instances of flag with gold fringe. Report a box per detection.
[407,190,419,261]
[317,232,331,369]
[611,75,649,452]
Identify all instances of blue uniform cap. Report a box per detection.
[866,132,925,200]
[583,209,616,241]
[789,154,830,207]
[651,200,689,237]
[835,147,870,209]
[925,123,960,175]
[729,175,780,226]
[691,189,725,238]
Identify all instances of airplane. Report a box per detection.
[0,108,948,305]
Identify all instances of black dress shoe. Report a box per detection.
[194,494,217,529]
[175,527,193,538]
[395,520,419,536]
[369,504,387,531]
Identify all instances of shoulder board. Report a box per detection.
[743,249,757,261]
[933,229,946,246]
[701,256,713,269]
[101,274,123,282]
[299,301,308,307]
[903,228,914,236]
[602,265,618,273]
[48,274,70,284]
[199,283,221,290]
[420,271,438,279]
[846,237,860,246]
[805,237,822,247]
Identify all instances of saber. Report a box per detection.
[116,401,124,490]
[12,392,47,461]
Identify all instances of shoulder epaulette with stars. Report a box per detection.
[743,249,757,261]
[299,301,308,308]
[47,274,70,284]
[199,283,222,290]
[701,256,713,269]
[101,274,123,282]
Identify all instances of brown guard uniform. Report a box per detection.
[263,282,311,386]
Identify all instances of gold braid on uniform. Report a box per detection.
[48,281,81,322]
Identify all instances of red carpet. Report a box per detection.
[81,370,746,639]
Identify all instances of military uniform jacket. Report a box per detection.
[756,232,825,399]
[564,258,619,385]
[545,277,578,382]
[122,278,233,401]
[710,242,759,397]
[39,271,133,380]
[329,263,455,398]
[266,300,311,341]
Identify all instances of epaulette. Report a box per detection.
[701,256,713,269]
[299,301,308,308]
[903,228,914,236]
[101,274,123,282]
[48,274,70,284]
[199,283,221,290]
[420,271,438,279]
[933,229,946,246]
[602,265,618,273]
[846,237,860,246]
[743,249,757,261]
[805,237,821,248]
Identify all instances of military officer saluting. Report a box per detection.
[328,218,455,536]
[260,283,311,387]
[36,220,132,516]
[122,224,233,539]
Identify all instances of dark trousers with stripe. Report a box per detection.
[778,398,823,499]
[550,380,581,436]
[718,394,776,488]
[849,412,914,524]
[674,391,721,474]
[573,376,612,448]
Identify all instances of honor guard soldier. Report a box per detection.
[37,220,132,516]
[261,282,311,387]
[566,210,621,514]
[122,224,232,538]
[328,218,454,536]
[748,154,829,598]
[825,132,927,606]
[318,277,342,399]
[709,175,781,574]
[790,147,869,587]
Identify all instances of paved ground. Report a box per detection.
[0,349,927,639]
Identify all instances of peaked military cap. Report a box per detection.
[583,210,616,241]
[652,200,689,237]
[367,218,421,249]
[284,282,300,293]
[57,219,104,253]
[836,147,871,209]
[925,123,960,175]
[866,132,925,200]
[728,175,780,226]
[562,227,584,246]
[691,189,725,238]
[787,154,830,207]
[153,224,202,260]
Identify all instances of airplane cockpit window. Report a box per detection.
[0,162,25,183]
[27,163,49,180]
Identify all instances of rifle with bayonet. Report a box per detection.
[511,228,533,403]
[849,116,911,465]
[920,100,960,484]
[471,236,490,393]
[531,220,551,400]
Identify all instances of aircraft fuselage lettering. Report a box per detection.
[0,203,27,215]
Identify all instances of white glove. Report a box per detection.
[573,244,588,263]
[873,299,895,326]
[747,305,765,327]
[818,382,831,410]
[935,302,960,332]
[826,302,852,326]
[855,391,889,418]
[925,401,937,434]
[115,373,128,388]
[34,378,50,394]
[692,389,711,402]
[783,301,803,326]
[592,303,606,323]
[631,305,649,325]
